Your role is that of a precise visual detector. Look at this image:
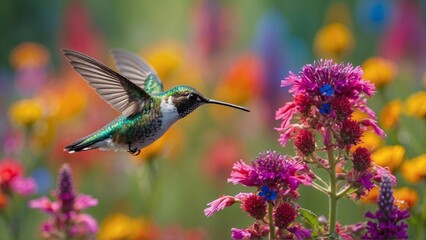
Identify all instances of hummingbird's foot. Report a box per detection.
[128,144,141,156]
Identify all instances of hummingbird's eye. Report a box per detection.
[187,93,197,101]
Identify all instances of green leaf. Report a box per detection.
[299,208,319,228]
[299,208,323,237]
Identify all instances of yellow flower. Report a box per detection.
[401,154,426,183]
[350,110,383,151]
[10,42,50,70]
[33,117,57,149]
[9,99,43,127]
[405,91,426,118]
[379,99,402,130]
[98,214,151,240]
[371,145,405,171]
[394,187,419,210]
[314,23,354,60]
[141,41,184,81]
[362,57,396,89]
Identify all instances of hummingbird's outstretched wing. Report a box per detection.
[62,49,155,117]
[110,49,164,95]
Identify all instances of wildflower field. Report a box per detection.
[1,0,426,239]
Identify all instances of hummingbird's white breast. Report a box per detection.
[159,96,180,129]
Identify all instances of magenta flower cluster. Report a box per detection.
[275,59,384,149]
[205,151,313,239]
[29,164,98,239]
[205,59,409,239]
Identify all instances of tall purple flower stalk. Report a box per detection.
[361,175,410,239]
[29,164,98,239]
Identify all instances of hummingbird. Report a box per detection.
[62,49,249,155]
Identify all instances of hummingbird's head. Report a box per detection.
[169,85,250,118]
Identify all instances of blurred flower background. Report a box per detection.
[1,0,426,239]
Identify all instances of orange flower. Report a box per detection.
[394,187,418,210]
[10,42,50,70]
[314,23,354,60]
[379,99,402,130]
[401,154,426,183]
[215,53,264,105]
[98,214,157,240]
[361,186,379,204]
[371,145,405,171]
[362,57,397,89]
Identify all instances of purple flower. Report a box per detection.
[288,225,313,240]
[361,175,410,239]
[29,164,98,239]
[231,228,251,239]
[57,164,75,214]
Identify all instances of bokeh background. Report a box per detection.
[1,0,426,239]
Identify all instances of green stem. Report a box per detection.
[268,202,275,240]
[326,136,337,237]
[417,180,426,240]
[312,181,329,193]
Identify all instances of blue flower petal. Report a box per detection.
[320,103,332,115]
[320,84,334,97]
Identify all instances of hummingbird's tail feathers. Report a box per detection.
[64,131,112,153]
[64,137,100,153]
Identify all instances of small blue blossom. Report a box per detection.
[319,103,332,115]
[320,84,334,97]
[258,185,277,201]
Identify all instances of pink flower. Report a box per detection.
[74,194,98,210]
[29,197,60,213]
[373,165,396,185]
[227,160,255,186]
[70,213,98,236]
[204,195,238,217]
[11,176,37,196]
[360,119,386,138]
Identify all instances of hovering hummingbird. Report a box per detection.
[62,49,249,155]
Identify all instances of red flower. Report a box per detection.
[294,129,316,156]
[241,194,267,220]
[0,159,23,190]
[353,147,372,172]
[274,202,297,229]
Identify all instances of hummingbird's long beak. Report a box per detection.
[205,98,250,112]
